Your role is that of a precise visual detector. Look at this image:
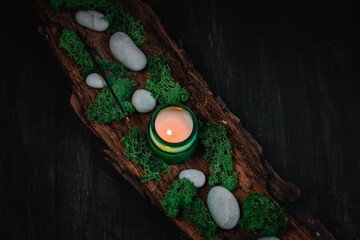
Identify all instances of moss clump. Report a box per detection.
[97,58,127,77]
[184,197,217,239]
[53,0,145,45]
[240,193,288,236]
[199,121,237,191]
[146,53,189,104]
[59,30,138,123]
[161,179,217,239]
[63,0,109,10]
[161,178,197,218]
[86,73,137,123]
[103,1,144,46]
[122,127,170,182]
[49,0,64,10]
[86,89,135,123]
[86,58,137,123]
[59,29,96,77]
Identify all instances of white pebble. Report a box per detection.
[75,10,109,32]
[109,32,147,71]
[179,169,206,188]
[207,186,240,230]
[85,73,106,89]
[131,89,156,113]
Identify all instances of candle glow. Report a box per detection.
[155,106,193,143]
[147,104,198,163]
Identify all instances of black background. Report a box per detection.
[1,0,360,239]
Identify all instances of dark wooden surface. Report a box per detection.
[1,0,359,239]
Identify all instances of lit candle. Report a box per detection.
[147,104,198,164]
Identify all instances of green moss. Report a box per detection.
[85,58,137,123]
[49,0,64,10]
[53,0,145,45]
[199,121,237,191]
[59,29,96,77]
[146,53,189,104]
[97,58,127,77]
[122,127,170,182]
[161,179,217,239]
[85,80,136,123]
[184,197,217,238]
[86,74,137,123]
[240,193,288,236]
[63,0,109,10]
[58,30,137,123]
[161,178,197,218]
[103,1,145,46]
[86,90,134,123]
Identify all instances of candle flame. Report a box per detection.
[167,130,172,136]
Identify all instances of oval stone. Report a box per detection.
[131,89,156,113]
[85,73,106,89]
[109,32,147,71]
[179,169,206,188]
[207,186,240,230]
[75,10,109,32]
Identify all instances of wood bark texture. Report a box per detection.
[37,0,334,239]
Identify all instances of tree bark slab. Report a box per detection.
[37,0,334,239]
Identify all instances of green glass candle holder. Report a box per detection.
[147,104,198,164]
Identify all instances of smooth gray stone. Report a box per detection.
[257,237,280,240]
[75,10,109,32]
[109,32,147,71]
[179,169,206,188]
[131,89,156,113]
[85,73,106,89]
[207,186,240,230]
